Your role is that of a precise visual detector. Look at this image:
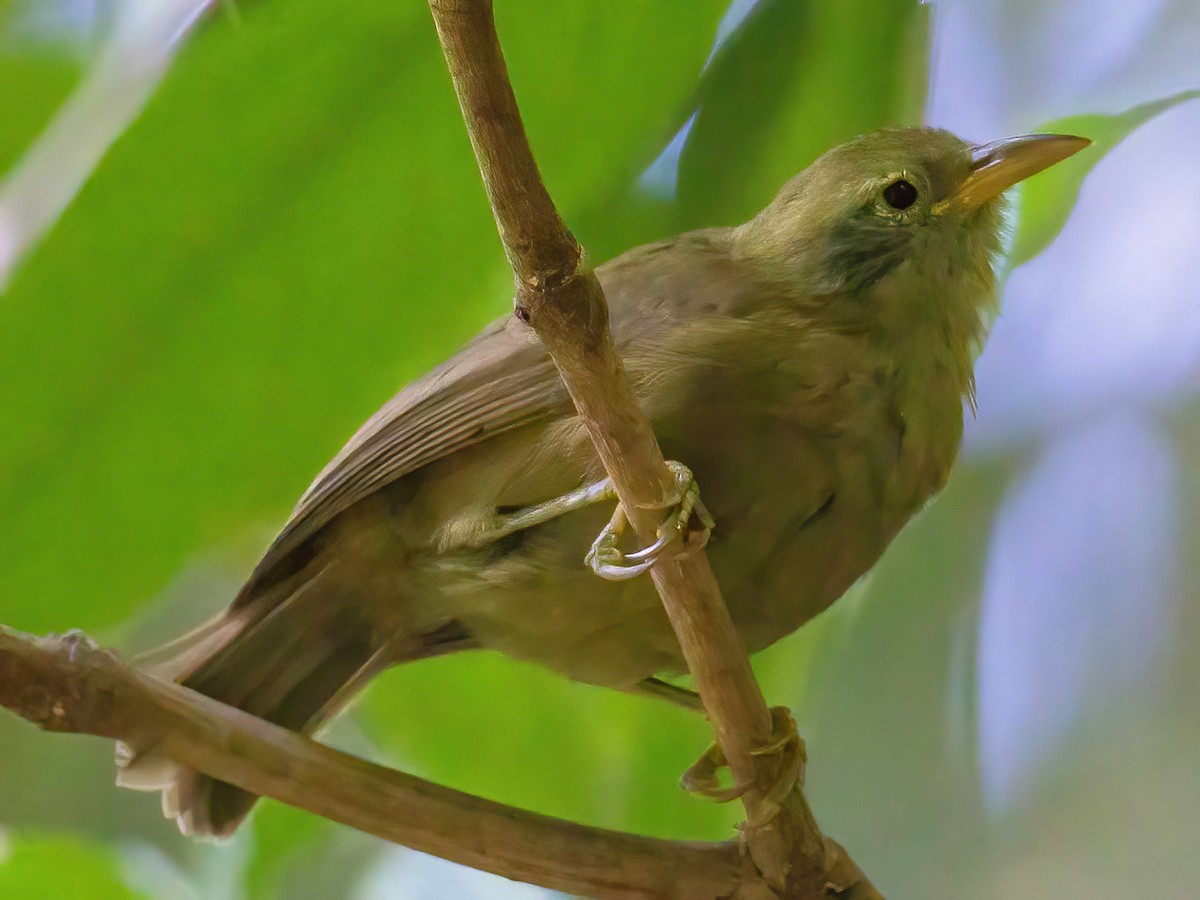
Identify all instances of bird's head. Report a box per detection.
[735,126,1089,351]
[738,126,1091,295]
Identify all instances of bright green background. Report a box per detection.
[1,1,1196,897]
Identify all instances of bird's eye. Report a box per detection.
[883,179,918,210]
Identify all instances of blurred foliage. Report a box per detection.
[678,0,931,226]
[0,53,78,174]
[0,0,1194,898]
[0,0,728,636]
[1009,88,1200,267]
[0,835,144,899]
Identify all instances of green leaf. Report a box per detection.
[244,802,336,898]
[360,652,738,840]
[0,835,144,899]
[496,1,728,214]
[0,53,80,176]
[356,614,834,841]
[676,0,931,228]
[1009,89,1200,268]
[0,0,726,632]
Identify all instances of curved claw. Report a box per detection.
[590,554,659,581]
[584,461,714,581]
[679,707,806,833]
[742,708,806,831]
[680,741,755,802]
[623,530,675,563]
[671,517,712,561]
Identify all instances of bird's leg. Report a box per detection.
[629,676,704,713]
[471,460,713,580]
[680,707,805,830]
[483,476,620,539]
[585,461,715,581]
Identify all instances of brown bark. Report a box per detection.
[0,3,883,898]
[0,627,749,899]
[426,1,880,897]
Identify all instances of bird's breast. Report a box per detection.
[683,335,965,654]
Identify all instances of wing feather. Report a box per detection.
[238,317,568,599]
[237,230,742,602]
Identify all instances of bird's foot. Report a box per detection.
[680,707,805,830]
[585,461,714,581]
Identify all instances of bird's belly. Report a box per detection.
[423,502,685,688]
[422,443,912,690]
[406,354,950,688]
[711,460,900,658]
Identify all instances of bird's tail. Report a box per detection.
[116,565,388,839]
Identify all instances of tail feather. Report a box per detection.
[118,562,475,838]
[118,565,381,838]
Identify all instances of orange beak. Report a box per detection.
[934,133,1092,215]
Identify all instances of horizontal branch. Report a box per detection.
[0,626,751,898]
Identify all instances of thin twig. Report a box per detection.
[0,4,883,897]
[0,626,748,899]
[426,1,879,896]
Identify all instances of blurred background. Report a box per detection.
[0,0,1196,897]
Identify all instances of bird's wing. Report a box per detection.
[237,315,570,601]
[236,231,742,603]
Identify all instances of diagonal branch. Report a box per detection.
[426,1,879,897]
[0,626,749,899]
[0,5,882,899]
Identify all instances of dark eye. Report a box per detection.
[883,179,918,210]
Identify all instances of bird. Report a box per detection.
[116,126,1089,838]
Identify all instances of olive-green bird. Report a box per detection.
[117,127,1088,836]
